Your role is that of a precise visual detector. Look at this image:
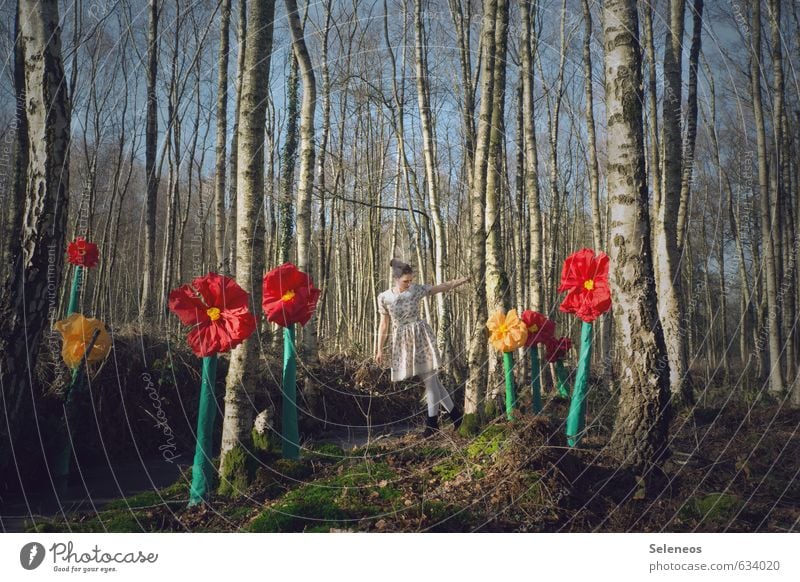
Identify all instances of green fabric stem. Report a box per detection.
[54,369,83,488]
[55,328,100,490]
[281,325,299,459]
[503,352,517,420]
[566,321,593,447]
[555,359,570,399]
[530,346,542,414]
[67,265,83,316]
[188,354,218,507]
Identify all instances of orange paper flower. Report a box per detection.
[53,313,112,368]
[486,309,529,353]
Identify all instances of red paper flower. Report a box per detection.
[262,262,321,327]
[168,272,257,357]
[557,248,612,323]
[545,336,573,363]
[520,310,555,348]
[67,237,100,268]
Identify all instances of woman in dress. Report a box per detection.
[374,259,469,436]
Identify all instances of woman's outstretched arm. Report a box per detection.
[374,313,390,363]
[427,276,470,296]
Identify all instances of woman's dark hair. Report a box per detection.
[390,258,413,279]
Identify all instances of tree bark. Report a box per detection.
[751,0,785,394]
[464,0,497,430]
[655,0,693,404]
[414,0,454,373]
[219,0,276,494]
[604,0,672,474]
[285,0,318,363]
[1,0,28,278]
[141,0,160,318]
[0,0,71,474]
[520,0,543,313]
[214,0,232,271]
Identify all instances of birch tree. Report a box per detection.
[603,0,672,473]
[0,0,71,475]
[141,0,160,317]
[219,0,276,495]
[463,0,497,433]
[286,0,318,362]
[654,0,692,404]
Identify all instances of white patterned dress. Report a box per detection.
[377,283,441,382]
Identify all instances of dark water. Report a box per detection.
[0,456,188,533]
[0,423,421,533]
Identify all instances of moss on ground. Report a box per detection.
[466,424,508,460]
[679,493,741,523]
[247,461,398,532]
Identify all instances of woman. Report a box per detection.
[374,258,469,436]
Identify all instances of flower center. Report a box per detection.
[584,279,594,291]
[529,323,539,333]
[282,290,296,302]
[497,323,508,335]
[207,307,221,321]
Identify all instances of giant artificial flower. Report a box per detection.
[557,248,612,323]
[262,262,321,327]
[53,313,112,368]
[67,237,100,268]
[486,309,529,353]
[545,336,573,364]
[168,272,257,357]
[520,310,555,348]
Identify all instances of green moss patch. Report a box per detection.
[467,424,508,460]
[247,461,398,532]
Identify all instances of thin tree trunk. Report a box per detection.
[280,56,299,264]
[751,0,785,394]
[464,0,497,430]
[228,1,247,276]
[141,0,160,319]
[219,0,276,494]
[677,0,703,248]
[414,0,454,373]
[655,0,693,404]
[214,0,232,271]
[285,0,318,363]
[581,0,602,251]
[521,0,542,313]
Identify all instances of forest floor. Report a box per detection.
[17,378,800,533]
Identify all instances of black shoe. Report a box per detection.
[422,414,439,437]
[448,405,463,429]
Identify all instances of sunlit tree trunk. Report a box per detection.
[214,0,231,271]
[414,0,453,372]
[604,0,672,474]
[219,0,276,495]
[654,0,692,404]
[464,0,497,432]
[141,0,160,318]
[484,0,510,411]
[285,0,318,363]
[228,1,247,276]
[0,0,71,474]
[1,0,27,277]
[750,0,784,394]
[520,0,542,313]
